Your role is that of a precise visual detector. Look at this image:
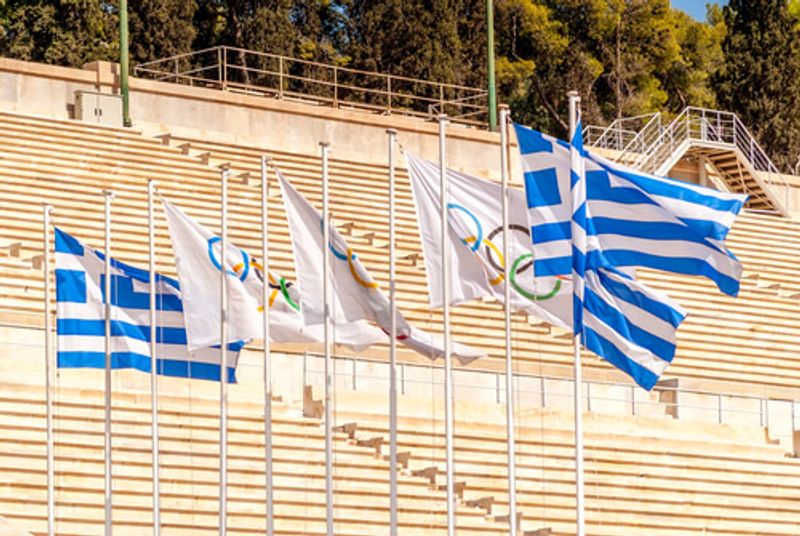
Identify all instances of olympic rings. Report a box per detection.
[448,203,482,251]
[251,260,301,311]
[449,205,563,302]
[509,254,563,301]
[319,217,380,290]
[207,237,250,282]
[347,248,380,289]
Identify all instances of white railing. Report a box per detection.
[638,107,789,213]
[298,351,800,446]
[583,113,661,152]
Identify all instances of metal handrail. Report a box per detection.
[616,112,663,167]
[587,107,789,213]
[631,107,790,212]
[296,350,799,433]
[583,112,660,152]
[134,45,489,127]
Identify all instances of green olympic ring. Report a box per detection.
[509,253,563,301]
[276,276,300,312]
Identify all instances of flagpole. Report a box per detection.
[568,91,586,536]
[43,203,54,536]
[438,114,456,536]
[320,142,334,536]
[499,104,517,534]
[386,128,399,536]
[103,189,115,536]
[260,155,274,536]
[219,167,230,536]
[147,179,161,536]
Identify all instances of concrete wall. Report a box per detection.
[0,58,508,179]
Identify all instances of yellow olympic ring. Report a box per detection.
[347,248,380,289]
[251,260,280,311]
[464,236,505,286]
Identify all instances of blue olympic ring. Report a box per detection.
[207,237,250,282]
[447,203,482,251]
[318,218,356,262]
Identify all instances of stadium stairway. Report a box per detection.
[0,381,512,535]
[2,109,800,534]
[4,109,800,393]
[0,371,797,536]
[325,388,800,536]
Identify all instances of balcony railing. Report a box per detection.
[134,46,489,127]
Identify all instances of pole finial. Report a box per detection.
[386,128,398,135]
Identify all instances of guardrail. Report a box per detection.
[134,46,489,127]
[638,107,790,212]
[296,351,800,442]
[583,113,661,152]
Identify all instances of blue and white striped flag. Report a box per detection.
[514,122,747,296]
[568,123,688,389]
[55,228,244,382]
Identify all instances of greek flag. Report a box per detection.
[569,123,688,390]
[55,228,244,382]
[514,122,747,296]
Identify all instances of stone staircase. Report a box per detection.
[585,106,791,216]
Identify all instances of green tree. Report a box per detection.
[494,0,724,136]
[129,0,198,66]
[716,0,800,170]
[0,0,117,67]
[660,6,723,111]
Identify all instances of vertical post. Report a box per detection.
[148,180,161,536]
[219,168,229,536]
[386,128,399,536]
[387,76,393,113]
[486,0,497,130]
[568,91,586,536]
[438,114,456,536]
[333,68,339,107]
[43,204,55,536]
[261,156,274,536]
[222,47,228,91]
[217,48,222,87]
[278,57,284,99]
[541,377,547,408]
[103,190,115,536]
[119,0,131,127]
[499,104,517,534]
[321,142,334,536]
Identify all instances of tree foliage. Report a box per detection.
[716,0,800,171]
[6,0,800,170]
[0,0,117,66]
[129,0,197,66]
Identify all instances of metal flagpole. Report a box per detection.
[43,203,54,536]
[568,91,586,536]
[147,180,161,536]
[438,114,456,536]
[219,168,230,536]
[386,128,399,536]
[499,104,517,534]
[103,190,115,536]
[260,155,274,536]
[320,142,334,536]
